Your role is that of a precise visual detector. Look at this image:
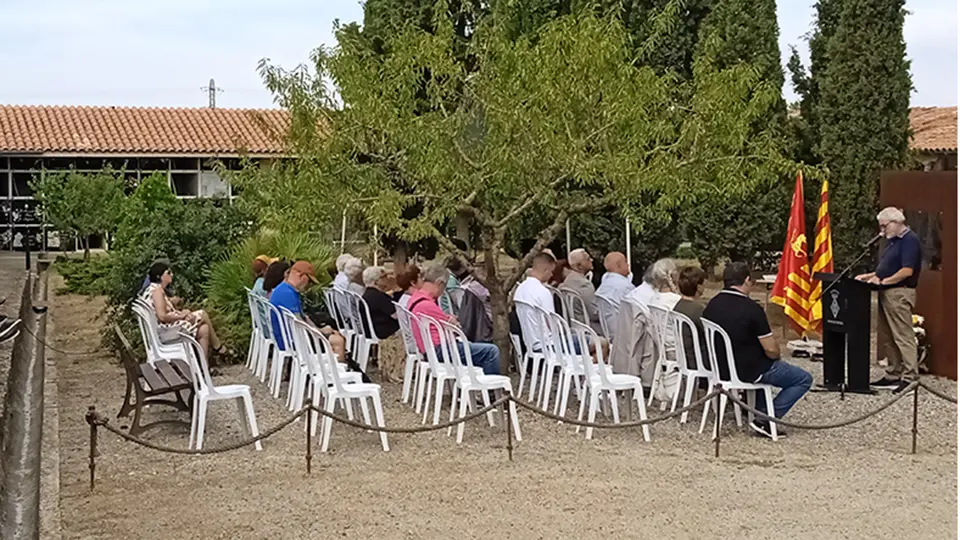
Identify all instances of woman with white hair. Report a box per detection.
[333,254,354,290]
[361,266,404,382]
[343,257,366,295]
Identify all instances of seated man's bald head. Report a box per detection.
[603,251,629,276]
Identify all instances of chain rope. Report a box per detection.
[918,381,958,404]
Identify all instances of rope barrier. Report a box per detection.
[721,381,921,430]
[918,381,958,404]
[511,390,721,428]
[19,324,100,357]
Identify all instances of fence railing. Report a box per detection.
[83,380,956,491]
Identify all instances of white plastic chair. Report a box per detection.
[244,288,260,372]
[332,288,356,355]
[700,318,778,441]
[415,314,484,425]
[646,303,678,409]
[545,284,568,323]
[248,295,277,384]
[513,300,549,402]
[178,331,262,451]
[288,318,363,434]
[571,320,650,441]
[257,299,295,399]
[394,302,427,408]
[670,310,714,424]
[131,300,188,366]
[343,290,379,372]
[440,321,522,444]
[542,311,589,417]
[295,322,389,452]
[559,286,590,326]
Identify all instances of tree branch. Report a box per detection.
[495,175,568,228]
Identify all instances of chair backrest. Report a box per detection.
[131,302,165,360]
[248,293,274,342]
[447,288,465,314]
[594,294,618,341]
[345,290,379,344]
[671,310,710,376]
[571,319,612,387]
[393,302,421,357]
[441,321,483,387]
[178,331,215,396]
[700,318,744,385]
[289,317,326,381]
[415,314,446,372]
[322,287,346,330]
[544,312,578,370]
[333,288,356,334]
[558,287,589,326]
[647,303,671,361]
[544,284,567,322]
[514,299,548,353]
[508,333,524,373]
[278,306,301,355]
[294,319,350,392]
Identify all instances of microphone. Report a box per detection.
[863,234,883,248]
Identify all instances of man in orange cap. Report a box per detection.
[269,261,346,362]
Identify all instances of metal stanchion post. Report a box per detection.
[713,390,722,458]
[305,408,314,474]
[911,385,919,454]
[503,397,514,462]
[86,406,98,492]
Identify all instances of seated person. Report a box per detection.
[596,251,634,306]
[648,261,682,360]
[141,262,226,362]
[563,248,603,334]
[394,265,422,307]
[702,262,812,438]
[251,254,277,296]
[447,258,493,342]
[673,266,709,371]
[409,263,500,375]
[343,257,366,296]
[361,266,400,340]
[262,260,291,298]
[270,261,347,363]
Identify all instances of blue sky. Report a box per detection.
[0,0,954,108]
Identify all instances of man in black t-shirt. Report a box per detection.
[702,262,813,438]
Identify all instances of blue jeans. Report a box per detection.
[435,342,501,376]
[756,361,813,418]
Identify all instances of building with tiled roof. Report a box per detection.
[909,106,957,171]
[0,105,289,251]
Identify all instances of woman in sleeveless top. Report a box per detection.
[141,262,226,360]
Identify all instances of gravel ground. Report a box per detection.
[52,280,957,540]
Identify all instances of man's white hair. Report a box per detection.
[647,258,677,289]
[877,207,906,223]
[336,253,354,272]
[568,248,589,268]
[362,266,385,287]
[343,257,365,279]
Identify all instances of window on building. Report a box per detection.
[12,172,37,197]
[199,171,229,197]
[172,173,199,197]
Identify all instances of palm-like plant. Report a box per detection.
[205,230,335,361]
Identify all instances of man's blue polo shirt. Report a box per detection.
[876,228,922,288]
[269,281,301,350]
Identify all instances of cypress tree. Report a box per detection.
[816,0,912,263]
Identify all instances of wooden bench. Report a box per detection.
[115,325,193,436]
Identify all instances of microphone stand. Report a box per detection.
[812,237,881,303]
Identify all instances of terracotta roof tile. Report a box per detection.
[909,106,957,152]
[0,105,289,155]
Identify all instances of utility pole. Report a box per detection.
[201,78,223,108]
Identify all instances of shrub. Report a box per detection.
[205,230,335,360]
[55,255,112,296]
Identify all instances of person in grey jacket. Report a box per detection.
[562,248,603,334]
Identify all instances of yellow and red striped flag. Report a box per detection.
[809,179,834,331]
[770,172,813,334]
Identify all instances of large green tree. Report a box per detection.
[679,0,792,268]
[242,10,796,364]
[789,0,911,263]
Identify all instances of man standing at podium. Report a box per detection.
[856,207,923,393]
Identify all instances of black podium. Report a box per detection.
[813,272,879,394]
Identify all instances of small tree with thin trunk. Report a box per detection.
[30,168,125,259]
[242,10,798,368]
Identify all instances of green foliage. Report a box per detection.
[204,231,335,356]
[30,168,125,257]
[789,0,911,264]
[54,255,112,296]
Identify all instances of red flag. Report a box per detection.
[770,172,813,334]
[809,179,834,331]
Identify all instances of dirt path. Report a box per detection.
[51,280,957,539]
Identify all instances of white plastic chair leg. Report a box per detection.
[576,387,588,434]
[670,374,685,413]
[401,355,416,404]
[526,354,540,402]
[195,399,209,450]
[240,393,263,451]
[699,397,712,434]
[455,391,470,444]
[680,378,696,424]
[447,386,460,437]
[508,399,522,441]
[421,376,434,424]
[481,389,495,427]
[517,356,529,398]
[372,393,389,451]
[358,396,373,430]
[189,396,199,449]
[320,398,336,452]
[647,356,665,406]
[431,379,445,425]
[585,388,600,440]
[609,391,621,424]
[713,394,728,440]
[633,387,651,442]
[765,389,779,441]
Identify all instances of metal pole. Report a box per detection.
[339,210,347,255]
[625,217,632,270]
[911,384,919,454]
[713,390,722,458]
[372,224,379,266]
[503,396,513,462]
[86,407,98,491]
[305,407,313,474]
[0,270,48,540]
[565,219,572,256]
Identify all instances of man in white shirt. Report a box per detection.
[513,252,557,351]
[596,251,634,305]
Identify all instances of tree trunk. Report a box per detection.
[82,236,90,261]
[455,211,471,251]
[481,227,511,375]
[393,242,408,271]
